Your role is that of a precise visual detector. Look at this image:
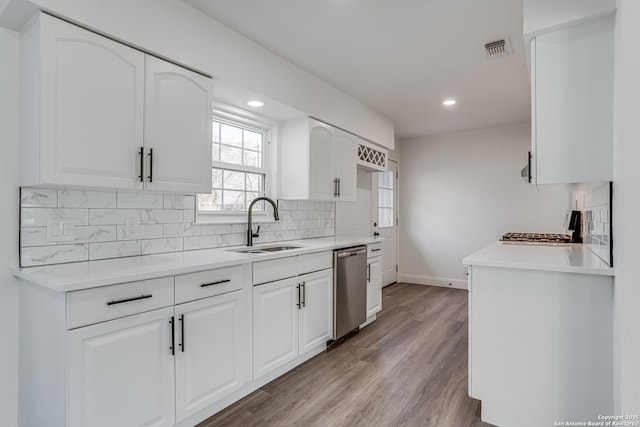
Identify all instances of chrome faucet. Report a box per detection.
[247,197,279,246]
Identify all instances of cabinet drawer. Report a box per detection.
[253,257,298,285]
[175,265,244,304]
[367,243,382,259]
[299,251,332,275]
[66,277,174,329]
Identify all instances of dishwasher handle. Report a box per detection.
[337,248,366,258]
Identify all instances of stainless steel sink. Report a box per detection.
[228,244,304,254]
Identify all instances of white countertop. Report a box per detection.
[14,237,379,292]
[463,241,614,276]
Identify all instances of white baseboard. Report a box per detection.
[398,273,468,290]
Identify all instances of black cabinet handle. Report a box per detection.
[367,264,371,282]
[106,294,152,305]
[337,178,341,197]
[527,151,532,183]
[148,148,154,182]
[170,316,175,356]
[179,314,185,353]
[297,284,301,309]
[371,248,382,252]
[301,281,306,308]
[201,279,231,288]
[138,147,144,182]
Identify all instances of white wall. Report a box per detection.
[613,0,640,414]
[398,123,573,287]
[523,0,616,37]
[0,26,20,427]
[9,0,394,149]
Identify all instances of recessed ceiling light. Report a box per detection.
[247,100,264,108]
[442,99,457,106]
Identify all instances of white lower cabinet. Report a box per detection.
[20,254,338,426]
[253,277,300,378]
[298,270,333,354]
[68,307,176,427]
[174,290,250,422]
[253,268,333,379]
[366,257,382,318]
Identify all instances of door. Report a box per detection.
[40,14,144,189]
[333,129,358,202]
[144,56,212,193]
[298,269,333,354]
[366,257,382,317]
[67,307,175,427]
[174,290,250,422]
[372,160,398,286]
[308,120,334,200]
[253,277,299,379]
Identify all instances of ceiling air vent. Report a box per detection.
[484,38,512,59]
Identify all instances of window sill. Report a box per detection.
[195,213,278,225]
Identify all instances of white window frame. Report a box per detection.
[196,103,278,224]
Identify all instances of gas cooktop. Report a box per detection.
[501,232,572,243]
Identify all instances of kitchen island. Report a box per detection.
[463,242,614,427]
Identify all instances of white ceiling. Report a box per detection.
[185,0,531,139]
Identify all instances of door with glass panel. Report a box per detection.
[372,160,398,287]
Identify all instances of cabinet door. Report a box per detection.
[175,289,250,422]
[308,120,335,201]
[144,56,212,193]
[253,277,299,379]
[67,307,175,427]
[333,129,358,202]
[534,18,613,184]
[366,258,382,317]
[299,269,333,354]
[40,14,144,189]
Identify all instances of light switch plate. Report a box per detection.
[47,219,75,242]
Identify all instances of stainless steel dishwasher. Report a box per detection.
[334,246,367,340]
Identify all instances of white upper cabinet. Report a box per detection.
[530,16,614,184]
[281,117,357,202]
[21,13,145,189]
[20,13,212,194]
[144,56,212,193]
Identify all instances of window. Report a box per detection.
[377,171,394,228]
[198,119,270,215]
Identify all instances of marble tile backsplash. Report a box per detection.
[20,187,335,267]
[575,182,611,266]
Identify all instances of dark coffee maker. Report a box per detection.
[568,210,582,243]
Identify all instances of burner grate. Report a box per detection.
[501,232,571,243]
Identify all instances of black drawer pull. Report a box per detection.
[200,279,231,288]
[107,294,152,305]
[371,248,382,252]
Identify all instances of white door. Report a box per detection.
[372,160,398,286]
[67,307,175,427]
[144,56,212,193]
[366,257,382,317]
[333,129,358,202]
[308,120,334,201]
[40,14,144,189]
[174,290,250,422]
[253,277,300,379]
[298,269,333,354]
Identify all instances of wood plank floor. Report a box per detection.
[198,283,493,427]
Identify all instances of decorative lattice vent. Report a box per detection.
[358,144,387,169]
